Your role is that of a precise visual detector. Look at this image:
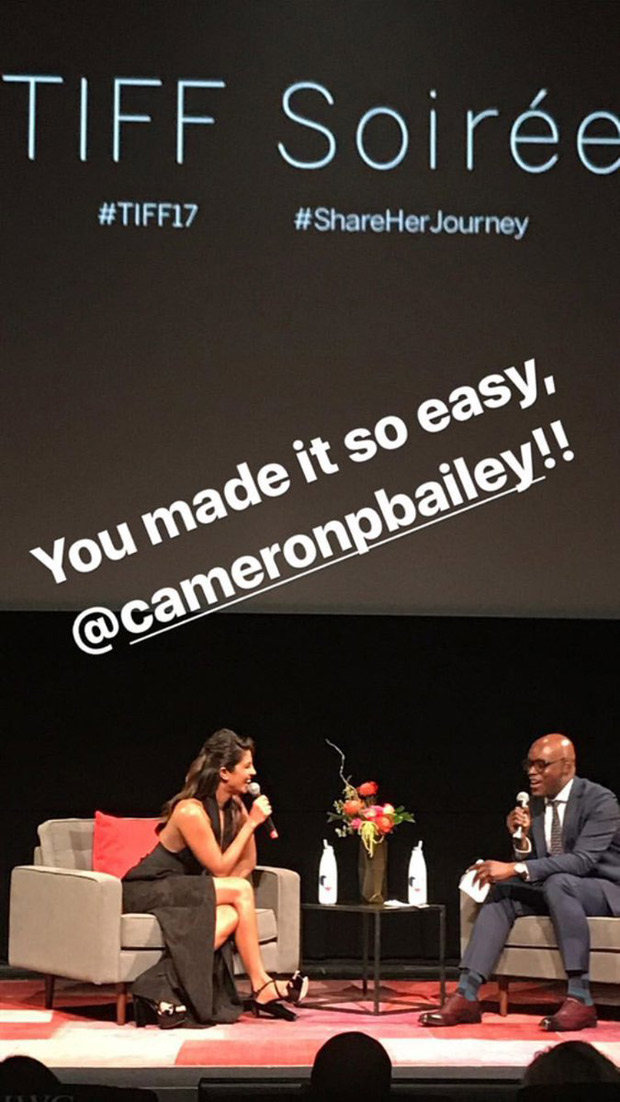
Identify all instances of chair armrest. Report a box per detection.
[253,865,300,973]
[460,886,481,959]
[9,865,124,983]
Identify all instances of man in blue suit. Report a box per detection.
[420,733,620,1031]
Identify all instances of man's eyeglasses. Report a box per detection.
[521,757,567,774]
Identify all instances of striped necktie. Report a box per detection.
[549,799,564,856]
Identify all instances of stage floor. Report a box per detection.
[1,978,619,1093]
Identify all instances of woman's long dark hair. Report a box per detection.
[160,728,255,825]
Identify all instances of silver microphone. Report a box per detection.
[513,791,530,841]
[247,781,279,840]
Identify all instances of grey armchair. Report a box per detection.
[460,890,620,1014]
[9,818,301,1025]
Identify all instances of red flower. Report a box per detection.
[376,815,395,834]
[342,799,363,816]
[358,781,378,797]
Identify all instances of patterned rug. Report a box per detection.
[1,978,619,1071]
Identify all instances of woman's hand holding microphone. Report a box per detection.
[249,793,272,828]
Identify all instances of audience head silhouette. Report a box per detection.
[522,1041,620,1086]
[0,1055,64,1093]
[519,1041,620,1100]
[310,1030,392,1099]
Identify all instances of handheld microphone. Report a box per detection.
[247,781,279,840]
[513,791,530,841]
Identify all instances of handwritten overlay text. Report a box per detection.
[28,357,573,654]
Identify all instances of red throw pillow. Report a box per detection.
[92,811,161,878]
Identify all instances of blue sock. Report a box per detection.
[567,973,593,1006]
[457,969,484,1001]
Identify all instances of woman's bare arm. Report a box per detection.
[167,797,266,876]
[227,798,257,878]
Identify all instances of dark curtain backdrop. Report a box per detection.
[2,611,617,964]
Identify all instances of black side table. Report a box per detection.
[302,901,446,1015]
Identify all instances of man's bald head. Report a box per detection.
[525,733,576,798]
[530,733,576,763]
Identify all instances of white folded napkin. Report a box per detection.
[458,861,490,903]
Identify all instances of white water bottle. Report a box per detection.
[318,840,338,905]
[408,840,427,906]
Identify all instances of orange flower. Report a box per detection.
[358,781,378,797]
[376,815,395,834]
[342,799,363,816]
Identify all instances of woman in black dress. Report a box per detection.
[123,728,306,1028]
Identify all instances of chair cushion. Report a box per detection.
[121,907,277,948]
[506,915,620,952]
[38,819,96,869]
[505,916,558,948]
[92,812,161,879]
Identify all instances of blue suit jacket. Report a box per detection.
[525,776,620,914]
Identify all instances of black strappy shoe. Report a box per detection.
[133,996,188,1029]
[284,970,309,1005]
[245,979,297,1021]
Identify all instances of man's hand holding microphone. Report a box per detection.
[507,790,531,844]
[471,792,531,887]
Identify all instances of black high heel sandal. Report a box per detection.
[284,970,309,1006]
[245,979,297,1021]
[133,996,188,1029]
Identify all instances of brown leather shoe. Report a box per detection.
[419,992,482,1027]
[539,997,597,1032]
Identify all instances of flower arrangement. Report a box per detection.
[326,740,414,856]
